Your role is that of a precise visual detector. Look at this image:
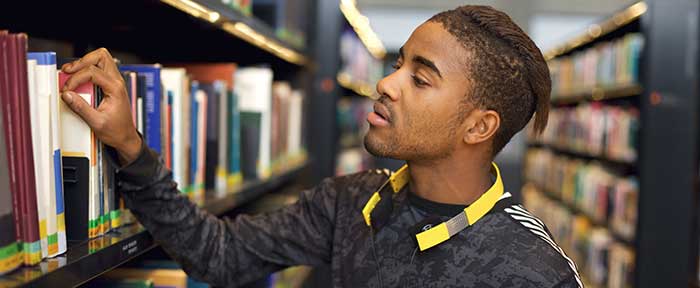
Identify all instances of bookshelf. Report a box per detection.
[528,182,635,246]
[0,0,317,286]
[0,162,308,287]
[522,0,700,287]
[0,0,310,70]
[163,0,309,66]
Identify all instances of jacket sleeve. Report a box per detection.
[111,141,337,287]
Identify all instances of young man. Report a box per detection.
[60,5,581,288]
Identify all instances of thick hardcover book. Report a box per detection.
[0,31,21,274]
[12,33,42,265]
[0,31,21,253]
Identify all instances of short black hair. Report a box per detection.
[430,5,550,156]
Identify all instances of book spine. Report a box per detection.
[14,34,41,265]
[0,31,21,275]
[216,82,228,195]
[26,58,49,260]
[227,91,242,188]
[196,90,207,205]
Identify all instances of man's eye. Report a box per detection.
[392,63,401,70]
[412,75,427,87]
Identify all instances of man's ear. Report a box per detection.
[463,109,500,145]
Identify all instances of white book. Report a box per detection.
[27,52,65,256]
[288,90,304,158]
[27,59,48,259]
[58,72,96,238]
[160,68,187,190]
[46,54,66,255]
[235,67,273,179]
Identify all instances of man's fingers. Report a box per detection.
[61,48,120,77]
[61,91,103,130]
[62,65,123,96]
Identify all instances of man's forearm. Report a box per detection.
[110,141,256,286]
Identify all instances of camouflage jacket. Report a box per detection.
[113,142,582,288]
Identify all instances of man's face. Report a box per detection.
[364,21,472,161]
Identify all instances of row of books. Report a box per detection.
[524,148,638,240]
[523,185,635,288]
[0,30,306,275]
[122,64,307,206]
[528,103,639,162]
[0,32,69,273]
[549,33,644,99]
[124,62,306,205]
[339,28,384,88]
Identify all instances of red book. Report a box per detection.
[12,33,41,265]
[0,31,22,250]
[173,63,236,90]
[2,32,40,266]
[165,92,172,169]
[128,72,137,126]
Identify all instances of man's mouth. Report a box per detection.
[373,103,391,122]
[367,102,391,127]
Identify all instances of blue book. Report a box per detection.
[189,81,200,195]
[229,91,241,182]
[168,91,174,167]
[118,65,162,154]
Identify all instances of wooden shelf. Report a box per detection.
[0,162,308,287]
[551,84,643,106]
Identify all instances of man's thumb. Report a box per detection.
[61,91,101,129]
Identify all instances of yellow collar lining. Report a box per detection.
[362,162,505,251]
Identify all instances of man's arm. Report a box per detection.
[60,48,336,287]
[112,140,335,286]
